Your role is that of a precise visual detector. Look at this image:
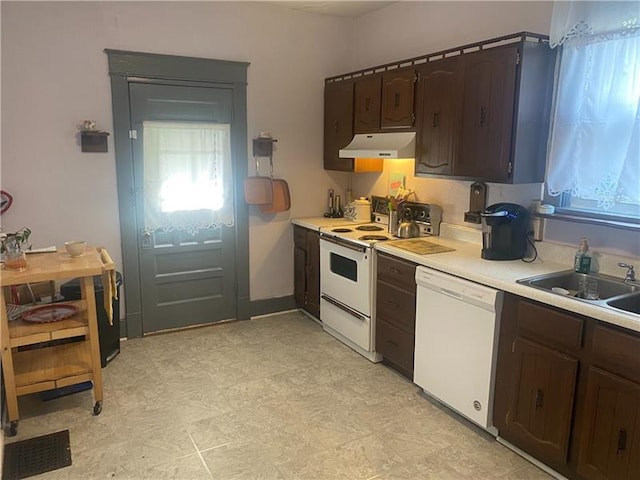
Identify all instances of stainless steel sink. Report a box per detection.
[607,295,640,315]
[517,270,640,317]
[517,270,640,300]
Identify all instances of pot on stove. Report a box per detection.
[397,211,420,238]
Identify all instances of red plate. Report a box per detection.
[22,304,78,323]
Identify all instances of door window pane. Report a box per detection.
[142,121,234,233]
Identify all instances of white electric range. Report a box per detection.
[318,201,442,362]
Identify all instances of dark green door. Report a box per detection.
[129,82,237,333]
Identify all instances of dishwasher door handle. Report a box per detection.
[439,288,464,300]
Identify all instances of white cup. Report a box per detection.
[65,241,87,257]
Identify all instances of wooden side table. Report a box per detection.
[1,246,113,436]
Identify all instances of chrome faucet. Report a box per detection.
[618,263,636,282]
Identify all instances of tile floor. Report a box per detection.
[5,311,552,479]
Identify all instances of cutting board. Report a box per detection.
[389,239,456,255]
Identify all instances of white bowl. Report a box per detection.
[65,241,86,257]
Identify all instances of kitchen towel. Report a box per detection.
[99,248,117,325]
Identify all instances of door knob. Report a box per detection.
[141,229,152,250]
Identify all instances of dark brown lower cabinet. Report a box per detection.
[293,226,319,318]
[503,337,578,465]
[577,368,640,480]
[495,293,640,480]
[375,253,417,379]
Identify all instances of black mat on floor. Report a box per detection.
[2,430,71,480]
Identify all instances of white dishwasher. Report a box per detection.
[414,265,503,435]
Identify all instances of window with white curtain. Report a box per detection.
[546,1,640,221]
[142,121,234,234]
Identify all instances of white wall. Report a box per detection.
[1,1,353,303]
[352,1,553,69]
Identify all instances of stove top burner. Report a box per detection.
[359,235,390,241]
[331,228,352,233]
[356,225,384,232]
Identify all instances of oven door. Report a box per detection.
[320,236,371,317]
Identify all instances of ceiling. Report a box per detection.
[267,1,396,18]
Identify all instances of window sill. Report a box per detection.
[535,212,640,232]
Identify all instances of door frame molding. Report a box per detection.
[105,49,250,337]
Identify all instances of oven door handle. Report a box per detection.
[320,234,367,253]
[321,294,367,321]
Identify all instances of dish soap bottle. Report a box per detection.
[574,238,592,273]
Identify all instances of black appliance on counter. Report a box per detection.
[480,203,529,260]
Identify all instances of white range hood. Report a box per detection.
[339,132,416,159]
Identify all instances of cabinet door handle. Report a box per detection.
[394,92,400,108]
[535,388,544,408]
[617,428,627,454]
[388,267,401,274]
[365,97,371,112]
[432,111,440,128]
[334,121,339,133]
[479,106,487,126]
[388,300,399,308]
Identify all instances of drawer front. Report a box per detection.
[294,226,308,248]
[377,253,417,292]
[591,324,640,384]
[517,299,584,351]
[376,280,416,333]
[376,318,414,378]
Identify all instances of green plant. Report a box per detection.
[0,227,31,253]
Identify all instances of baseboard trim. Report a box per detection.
[299,308,321,325]
[250,296,296,317]
[496,437,570,480]
[121,296,295,338]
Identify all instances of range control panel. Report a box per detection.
[371,196,442,236]
[400,202,442,236]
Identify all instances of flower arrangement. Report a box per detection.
[387,187,416,211]
[0,227,31,254]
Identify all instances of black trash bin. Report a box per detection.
[60,272,122,368]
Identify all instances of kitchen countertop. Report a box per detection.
[376,237,640,334]
[292,216,368,231]
[292,216,640,334]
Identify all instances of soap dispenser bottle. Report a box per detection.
[574,238,592,273]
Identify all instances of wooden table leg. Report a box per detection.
[81,277,103,413]
[0,290,20,425]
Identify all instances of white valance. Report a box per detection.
[550,1,640,48]
[142,121,234,234]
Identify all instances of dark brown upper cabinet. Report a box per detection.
[323,78,383,172]
[455,41,555,183]
[325,33,554,180]
[323,80,354,171]
[415,57,462,175]
[381,69,416,129]
[354,69,416,133]
[413,36,555,183]
[456,46,518,181]
[354,75,383,133]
